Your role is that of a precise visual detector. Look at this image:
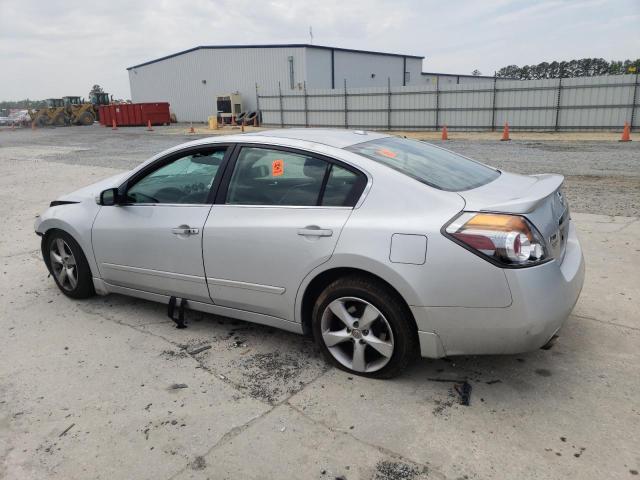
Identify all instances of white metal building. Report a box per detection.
[127,44,425,122]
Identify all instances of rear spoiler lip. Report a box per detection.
[475,174,565,214]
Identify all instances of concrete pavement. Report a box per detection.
[1,149,638,479]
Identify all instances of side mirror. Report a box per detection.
[98,188,119,206]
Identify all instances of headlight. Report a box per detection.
[444,212,549,267]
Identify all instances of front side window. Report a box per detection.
[346,137,500,191]
[127,149,226,204]
[226,147,329,206]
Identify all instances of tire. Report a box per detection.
[244,111,257,123]
[36,115,49,127]
[77,111,94,126]
[312,275,418,379]
[44,230,95,299]
[52,112,66,127]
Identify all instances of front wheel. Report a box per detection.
[44,231,95,299]
[312,275,418,378]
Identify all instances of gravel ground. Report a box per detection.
[1,125,638,216]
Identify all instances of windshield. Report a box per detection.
[345,137,500,191]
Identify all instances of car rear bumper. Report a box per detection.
[413,220,585,358]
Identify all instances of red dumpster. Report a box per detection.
[99,102,170,127]
[140,103,171,126]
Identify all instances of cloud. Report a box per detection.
[0,0,638,100]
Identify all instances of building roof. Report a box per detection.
[127,44,424,70]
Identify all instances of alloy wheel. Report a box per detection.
[49,238,78,291]
[320,296,394,373]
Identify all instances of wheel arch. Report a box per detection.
[39,220,99,278]
[297,262,420,337]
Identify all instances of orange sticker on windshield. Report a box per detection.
[272,159,284,177]
[377,148,397,159]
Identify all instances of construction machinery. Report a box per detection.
[31,94,112,127]
[62,96,97,126]
[32,99,67,127]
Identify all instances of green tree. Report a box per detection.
[88,84,104,99]
[495,58,640,79]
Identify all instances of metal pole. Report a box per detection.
[630,72,639,131]
[278,81,284,128]
[387,77,392,131]
[435,76,440,131]
[255,83,260,125]
[554,76,563,132]
[344,79,348,129]
[491,72,497,131]
[303,81,309,128]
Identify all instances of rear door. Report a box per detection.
[202,145,367,321]
[92,146,230,302]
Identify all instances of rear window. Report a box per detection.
[345,137,500,191]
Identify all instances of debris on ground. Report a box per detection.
[58,423,75,437]
[374,460,425,480]
[455,381,472,406]
[486,379,502,385]
[168,383,188,390]
[230,339,246,348]
[188,344,211,355]
[190,455,206,470]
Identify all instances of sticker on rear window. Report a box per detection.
[272,159,284,177]
[376,148,397,159]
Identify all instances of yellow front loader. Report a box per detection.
[32,99,68,127]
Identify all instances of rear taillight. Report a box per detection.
[445,212,548,267]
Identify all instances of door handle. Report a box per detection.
[297,226,333,237]
[172,226,200,235]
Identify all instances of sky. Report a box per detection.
[1,0,639,100]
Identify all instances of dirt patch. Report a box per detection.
[375,460,427,480]
[232,349,323,404]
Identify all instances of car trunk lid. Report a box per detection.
[458,172,570,262]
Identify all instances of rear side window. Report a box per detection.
[226,147,328,206]
[225,147,367,207]
[346,137,500,191]
[322,165,360,207]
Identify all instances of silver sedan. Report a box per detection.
[35,129,585,378]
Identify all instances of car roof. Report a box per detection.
[252,128,390,148]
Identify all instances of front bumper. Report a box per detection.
[414,221,585,357]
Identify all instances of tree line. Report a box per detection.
[495,58,639,79]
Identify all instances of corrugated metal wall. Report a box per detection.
[128,46,426,122]
[129,47,308,122]
[259,74,639,131]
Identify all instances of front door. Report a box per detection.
[92,146,228,302]
[203,145,367,320]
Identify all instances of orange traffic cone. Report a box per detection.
[146,119,153,132]
[189,123,195,134]
[112,118,118,130]
[500,122,511,141]
[441,125,449,140]
[620,122,632,142]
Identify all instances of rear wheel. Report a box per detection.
[44,231,95,299]
[312,275,418,378]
